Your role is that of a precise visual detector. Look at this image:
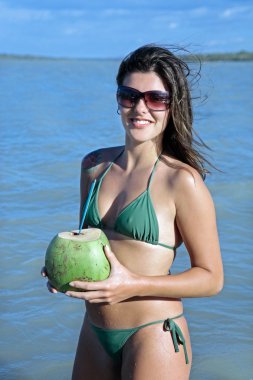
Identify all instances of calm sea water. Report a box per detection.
[0,57,252,380]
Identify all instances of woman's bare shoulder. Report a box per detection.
[81,146,124,178]
[160,154,207,194]
[160,155,215,225]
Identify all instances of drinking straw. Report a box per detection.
[78,179,97,234]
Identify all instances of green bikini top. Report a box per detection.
[85,151,175,251]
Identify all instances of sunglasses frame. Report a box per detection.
[117,85,170,112]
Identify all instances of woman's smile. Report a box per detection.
[129,117,153,129]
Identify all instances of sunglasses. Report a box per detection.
[117,85,170,112]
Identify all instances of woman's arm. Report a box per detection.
[136,169,224,298]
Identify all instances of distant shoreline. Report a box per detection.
[0,51,253,62]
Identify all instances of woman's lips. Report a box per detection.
[130,118,153,129]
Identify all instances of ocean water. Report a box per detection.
[0,57,252,380]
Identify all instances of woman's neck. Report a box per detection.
[120,140,162,172]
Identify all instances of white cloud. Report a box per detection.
[0,1,53,21]
[207,36,245,47]
[102,8,130,16]
[232,37,244,43]
[169,22,177,29]
[190,7,208,17]
[220,6,250,18]
[63,27,79,36]
[207,39,227,47]
[60,10,86,17]
[0,1,89,22]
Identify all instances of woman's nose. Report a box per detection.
[133,97,149,113]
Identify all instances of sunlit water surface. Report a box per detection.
[0,58,252,379]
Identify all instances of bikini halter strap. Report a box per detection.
[99,149,124,182]
[147,154,161,189]
[102,150,161,190]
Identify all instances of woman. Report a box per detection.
[43,44,223,380]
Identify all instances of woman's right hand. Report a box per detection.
[41,266,58,293]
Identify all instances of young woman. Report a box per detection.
[43,44,223,380]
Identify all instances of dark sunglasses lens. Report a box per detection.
[145,93,170,111]
[117,87,170,111]
[117,88,137,108]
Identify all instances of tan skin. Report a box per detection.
[42,72,223,380]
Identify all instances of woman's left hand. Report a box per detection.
[65,245,139,304]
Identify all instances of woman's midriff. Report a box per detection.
[85,230,183,329]
[86,298,183,329]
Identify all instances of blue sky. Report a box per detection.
[1,0,252,58]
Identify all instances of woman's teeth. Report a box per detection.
[131,119,151,126]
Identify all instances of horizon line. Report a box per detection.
[1,50,253,61]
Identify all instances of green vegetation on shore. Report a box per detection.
[0,51,253,62]
[190,51,253,61]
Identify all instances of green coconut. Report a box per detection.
[45,228,110,293]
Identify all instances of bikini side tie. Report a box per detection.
[163,313,189,364]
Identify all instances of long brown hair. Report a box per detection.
[116,44,210,179]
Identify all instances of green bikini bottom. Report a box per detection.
[89,313,189,364]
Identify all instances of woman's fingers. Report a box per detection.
[41,266,47,277]
[103,245,118,268]
[68,280,108,291]
[65,289,111,303]
[47,281,58,293]
[41,266,58,293]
